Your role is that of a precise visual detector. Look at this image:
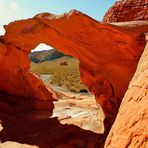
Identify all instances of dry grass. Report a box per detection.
[30,57,88,93]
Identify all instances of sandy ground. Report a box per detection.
[40,75,105,134]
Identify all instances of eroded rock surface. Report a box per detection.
[51,90,104,134]
[105,34,148,148]
[0,10,148,147]
[103,0,148,23]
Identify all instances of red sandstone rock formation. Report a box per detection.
[0,10,148,147]
[103,0,148,23]
[0,38,53,101]
[105,33,148,148]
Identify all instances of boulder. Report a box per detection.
[60,61,68,66]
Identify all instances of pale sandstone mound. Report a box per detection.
[0,10,148,146]
[105,34,148,148]
[0,121,3,143]
[51,93,104,134]
[103,0,148,23]
[0,141,38,148]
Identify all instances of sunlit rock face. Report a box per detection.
[51,94,105,134]
[103,0,148,23]
[105,34,148,148]
[0,10,148,146]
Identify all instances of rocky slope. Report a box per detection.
[103,0,148,23]
[0,10,148,147]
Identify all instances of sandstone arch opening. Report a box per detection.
[0,10,148,147]
[29,43,104,134]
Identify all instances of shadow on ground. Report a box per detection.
[0,92,105,148]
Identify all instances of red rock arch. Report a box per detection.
[0,10,148,144]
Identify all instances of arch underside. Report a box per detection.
[0,10,148,146]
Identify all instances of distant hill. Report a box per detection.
[29,49,70,63]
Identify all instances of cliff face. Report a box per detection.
[105,34,148,148]
[0,10,148,146]
[103,0,148,23]
[103,0,148,147]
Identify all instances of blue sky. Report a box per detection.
[0,0,116,50]
[0,0,116,34]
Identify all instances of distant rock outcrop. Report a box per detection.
[103,0,148,23]
[60,61,68,66]
[0,10,148,147]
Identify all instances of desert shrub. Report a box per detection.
[30,57,88,93]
